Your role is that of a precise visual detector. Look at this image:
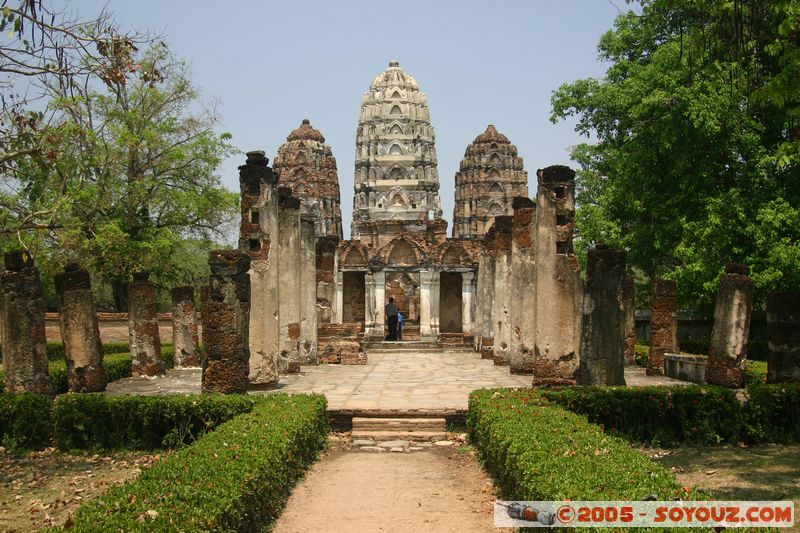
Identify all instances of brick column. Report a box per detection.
[128,272,164,376]
[705,263,753,388]
[240,150,280,386]
[509,197,536,373]
[492,215,513,365]
[532,165,581,386]
[623,275,636,365]
[299,215,318,364]
[278,188,302,372]
[316,236,339,324]
[476,226,496,358]
[171,286,200,367]
[578,246,627,385]
[55,264,106,391]
[202,250,251,393]
[648,278,678,376]
[767,290,800,383]
[0,251,51,394]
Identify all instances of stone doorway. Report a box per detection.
[439,272,463,333]
[385,272,420,323]
[342,271,366,324]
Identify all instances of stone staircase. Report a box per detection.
[351,416,447,442]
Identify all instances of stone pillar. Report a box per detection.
[766,290,800,383]
[54,264,106,392]
[648,278,678,376]
[492,215,513,365]
[509,197,536,373]
[316,236,339,325]
[578,246,627,385]
[623,275,636,365]
[475,227,497,358]
[430,269,441,339]
[334,270,344,324]
[532,166,582,385]
[278,188,302,372]
[366,270,386,339]
[171,286,200,367]
[705,263,754,388]
[299,215,318,364]
[202,250,251,393]
[239,151,280,386]
[461,271,475,335]
[0,251,51,394]
[128,272,164,376]
[420,269,434,338]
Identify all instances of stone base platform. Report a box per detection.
[104,351,693,412]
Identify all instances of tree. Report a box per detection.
[551,2,800,307]
[1,3,239,309]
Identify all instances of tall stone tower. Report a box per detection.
[351,60,444,246]
[452,125,528,239]
[273,119,343,239]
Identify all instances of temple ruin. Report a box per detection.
[3,59,789,394]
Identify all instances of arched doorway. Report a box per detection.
[342,271,366,324]
[439,272,463,333]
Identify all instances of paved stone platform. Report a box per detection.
[104,348,689,410]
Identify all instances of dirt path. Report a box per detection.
[274,442,499,533]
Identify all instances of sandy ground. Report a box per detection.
[0,448,161,532]
[274,440,500,533]
[647,444,800,509]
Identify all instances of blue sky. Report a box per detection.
[70,0,626,239]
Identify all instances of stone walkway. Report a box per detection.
[105,348,689,409]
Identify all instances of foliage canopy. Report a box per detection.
[552,0,800,306]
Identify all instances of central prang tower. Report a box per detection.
[351,60,444,247]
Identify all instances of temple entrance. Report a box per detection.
[439,272,463,333]
[385,272,420,323]
[342,271,366,324]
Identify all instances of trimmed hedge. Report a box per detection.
[541,386,742,446]
[46,341,134,361]
[745,360,767,385]
[540,384,800,446]
[468,389,705,502]
[0,393,52,451]
[0,349,174,393]
[744,384,800,444]
[634,344,649,367]
[54,394,262,450]
[63,394,328,532]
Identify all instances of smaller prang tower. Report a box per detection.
[452,125,528,239]
[272,119,343,239]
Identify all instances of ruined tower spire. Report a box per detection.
[273,119,343,239]
[453,125,528,239]
[351,60,443,242]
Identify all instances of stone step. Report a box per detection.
[352,417,446,430]
[351,416,447,442]
[350,430,447,442]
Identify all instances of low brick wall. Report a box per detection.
[318,323,366,365]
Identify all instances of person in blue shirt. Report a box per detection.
[397,311,403,341]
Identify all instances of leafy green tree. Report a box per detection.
[1,4,238,309]
[552,2,800,307]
